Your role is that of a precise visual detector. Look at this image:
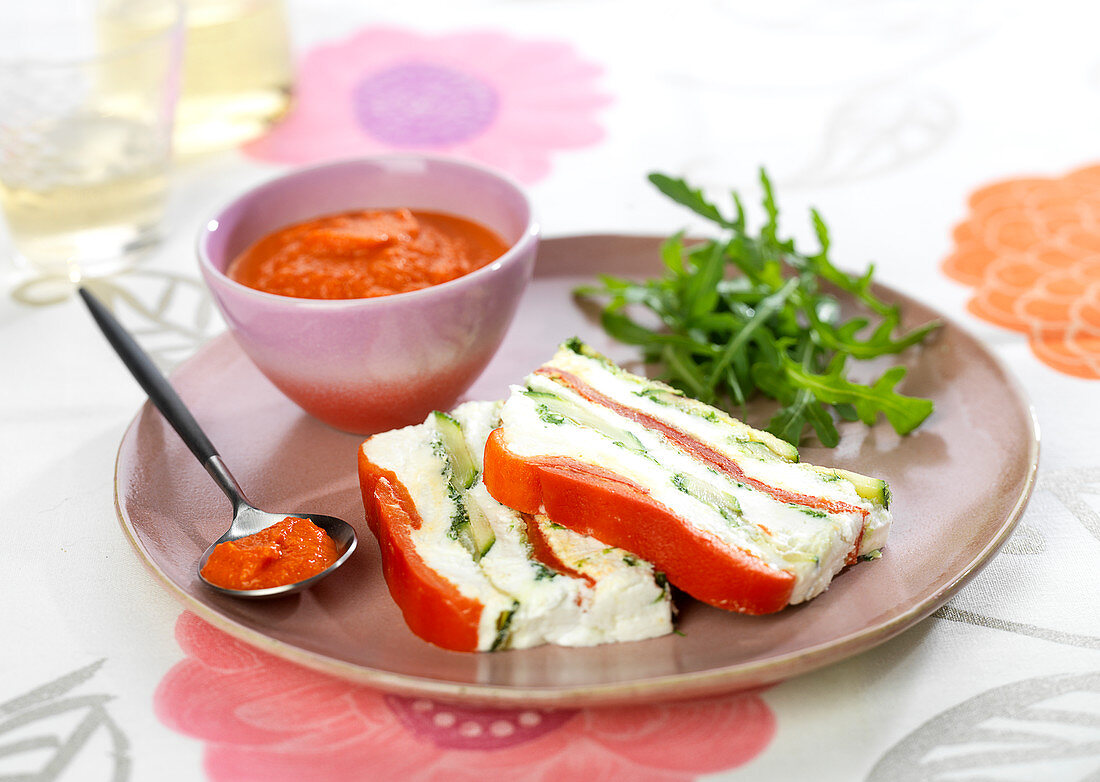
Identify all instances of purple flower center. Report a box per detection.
[352,62,499,147]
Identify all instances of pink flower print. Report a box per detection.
[156,612,776,781]
[244,27,612,183]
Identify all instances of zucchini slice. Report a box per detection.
[809,466,890,508]
[433,411,479,489]
[524,388,649,456]
[434,411,496,559]
[462,494,496,560]
[671,472,742,522]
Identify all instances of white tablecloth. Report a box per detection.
[4,1,1099,779]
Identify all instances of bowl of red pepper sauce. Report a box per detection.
[198,156,539,434]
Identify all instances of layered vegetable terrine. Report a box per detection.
[482,340,891,615]
[358,401,674,652]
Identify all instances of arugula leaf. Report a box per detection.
[685,242,725,320]
[706,277,798,393]
[778,358,934,435]
[576,169,939,446]
[648,174,738,229]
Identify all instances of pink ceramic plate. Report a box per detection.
[115,235,1039,706]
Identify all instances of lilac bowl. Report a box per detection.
[198,156,539,434]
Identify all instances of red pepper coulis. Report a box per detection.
[200,516,339,590]
[226,208,509,299]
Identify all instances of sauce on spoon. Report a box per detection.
[200,516,339,590]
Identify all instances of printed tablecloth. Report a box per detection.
[4,1,1100,779]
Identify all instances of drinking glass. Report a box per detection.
[0,0,183,278]
[174,0,294,156]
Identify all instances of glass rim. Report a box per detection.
[0,0,186,71]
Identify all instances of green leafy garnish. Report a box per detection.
[576,170,939,446]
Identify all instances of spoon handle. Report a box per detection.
[78,287,245,506]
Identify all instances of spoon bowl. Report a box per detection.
[198,508,357,599]
[80,286,358,597]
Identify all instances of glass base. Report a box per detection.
[10,221,160,279]
[173,86,293,157]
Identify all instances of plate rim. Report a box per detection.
[113,233,1041,706]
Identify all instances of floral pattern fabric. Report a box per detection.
[156,613,776,781]
[244,27,611,183]
[942,164,1100,379]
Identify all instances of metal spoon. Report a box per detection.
[79,287,357,599]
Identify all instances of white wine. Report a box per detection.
[0,114,169,275]
[173,0,294,155]
[0,0,180,275]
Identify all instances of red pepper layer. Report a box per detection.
[357,448,483,652]
[536,368,868,520]
[521,514,595,588]
[483,429,795,614]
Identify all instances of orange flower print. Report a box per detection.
[942,164,1100,379]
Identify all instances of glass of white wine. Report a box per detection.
[103,0,295,157]
[0,0,184,278]
[174,0,294,156]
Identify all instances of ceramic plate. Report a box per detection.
[114,235,1039,706]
